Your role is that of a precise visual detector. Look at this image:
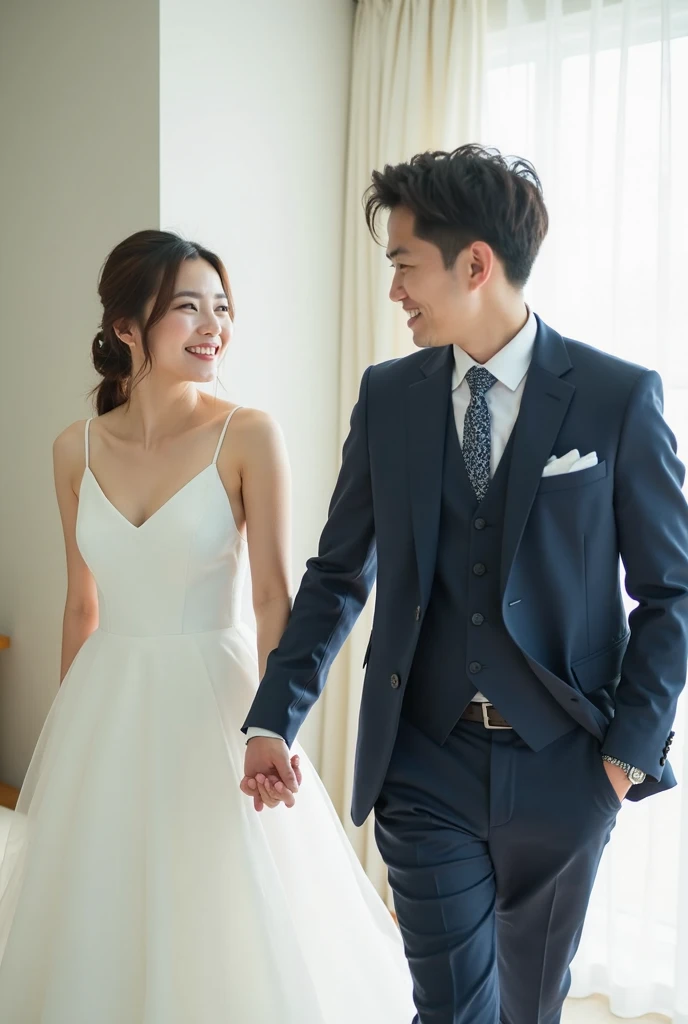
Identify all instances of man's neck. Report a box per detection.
[456,301,529,365]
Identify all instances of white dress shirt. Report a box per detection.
[451,307,536,474]
[248,309,538,739]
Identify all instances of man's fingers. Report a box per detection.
[277,759,299,794]
[257,782,279,809]
[267,778,295,808]
[265,775,296,809]
[241,738,300,808]
[291,755,303,787]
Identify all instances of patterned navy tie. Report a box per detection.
[463,366,497,502]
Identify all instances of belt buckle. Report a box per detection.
[481,702,511,730]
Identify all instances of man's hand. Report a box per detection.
[241,737,302,812]
[603,760,632,803]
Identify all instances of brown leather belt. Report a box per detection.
[461,702,512,730]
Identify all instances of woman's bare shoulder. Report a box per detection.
[229,406,285,448]
[53,419,89,464]
[229,405,281,432]
[215,404,286,470]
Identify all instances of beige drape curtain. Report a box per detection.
[317,0,485,902]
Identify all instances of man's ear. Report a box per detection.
[466,241,495,291]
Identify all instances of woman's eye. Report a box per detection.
[217,305,230,313]
[177,303,198,311]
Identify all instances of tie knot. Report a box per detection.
[466,365,497,398]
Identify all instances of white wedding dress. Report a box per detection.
[0,411,414,1024]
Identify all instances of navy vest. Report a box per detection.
[403,404,574,746]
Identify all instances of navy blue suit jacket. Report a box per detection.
[244,318,688,825]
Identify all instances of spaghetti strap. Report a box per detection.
[212,407,243,465]
[84,418,93,469]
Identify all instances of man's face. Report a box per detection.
[386,206,475,349]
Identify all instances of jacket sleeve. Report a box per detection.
[603,369,688,778]
[242,367,377,746]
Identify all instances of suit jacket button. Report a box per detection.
[390,674,400,689]
[660,756,667,766]
[469,661,482,674]
[414,606,421,621]
[474,518,486,530]
[473,563,486,576]
[471,613,484,626]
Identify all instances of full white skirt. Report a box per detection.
[0,626,414,1023]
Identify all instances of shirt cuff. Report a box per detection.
[246,727,285,742]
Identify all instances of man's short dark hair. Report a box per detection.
[364,144,549,288]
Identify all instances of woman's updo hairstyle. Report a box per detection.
[91,230,234,415]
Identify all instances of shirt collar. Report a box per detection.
[452,307,537,393]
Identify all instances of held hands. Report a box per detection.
[603,759,632,803]
[240,737,302,812]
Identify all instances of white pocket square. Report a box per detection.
[542,449,598,477]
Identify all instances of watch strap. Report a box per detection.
[602,754,646,784]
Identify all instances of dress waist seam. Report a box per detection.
[96,623,241,638]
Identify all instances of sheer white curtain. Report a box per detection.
[482,0,688,1017]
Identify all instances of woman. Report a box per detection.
[0,230,414,1023]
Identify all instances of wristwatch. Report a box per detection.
[601,755,646,785]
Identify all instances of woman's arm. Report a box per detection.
[235,410,293,679]
[53,424,99,683]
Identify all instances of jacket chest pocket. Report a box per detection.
[536,460,607,496]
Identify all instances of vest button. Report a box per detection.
[471,613,484,626]
[474,518,486,530]
[469,661,482,674]
[473,563,486,576]
[414,606,421,621]
[390,673,401,689]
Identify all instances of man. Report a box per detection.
[241,145,688,1023]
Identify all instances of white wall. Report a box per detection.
[0,0,353,784]
[160,0,354,761]
[0,0,161,785]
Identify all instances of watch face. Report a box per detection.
[629,767,646,785]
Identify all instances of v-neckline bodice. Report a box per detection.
[82,464,218,531]
[80,407,242,532]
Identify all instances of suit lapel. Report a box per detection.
[407,346,454,609]
[501,320,575,592]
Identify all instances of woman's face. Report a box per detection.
[135,258,233,385]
